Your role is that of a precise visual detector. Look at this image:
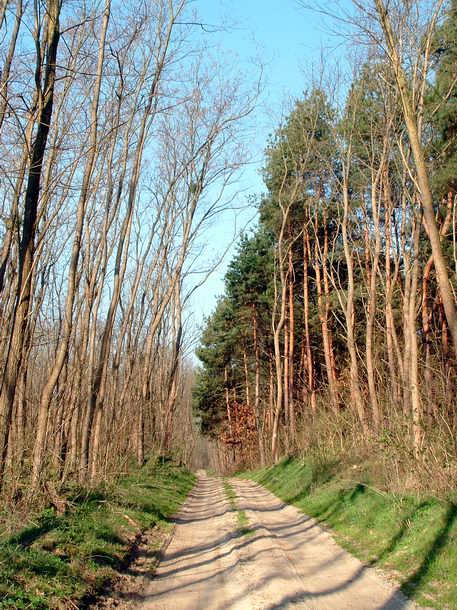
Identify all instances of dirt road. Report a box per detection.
[131,473,419,610]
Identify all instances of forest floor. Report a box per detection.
[101,471,421,610]
[0,460,195,609]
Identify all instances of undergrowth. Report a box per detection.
[0,459,195,609]
[244,455,457,610]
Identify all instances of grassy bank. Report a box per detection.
[244,456,457,610]
[0,459,195,609]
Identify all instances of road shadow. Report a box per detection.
[126,476,418,610]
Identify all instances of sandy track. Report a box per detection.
[131,473,419,610]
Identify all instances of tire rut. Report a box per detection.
[97,473,423,610]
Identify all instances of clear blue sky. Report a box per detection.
[189,0,348,336]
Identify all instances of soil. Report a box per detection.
[92,472,422,610]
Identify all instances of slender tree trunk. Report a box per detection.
[252,310,265,465]
[0,0,61,487]
[271,245,288,461]
[376,0,457,355]
[409,213,422,457]
[224,365,233,440]
[366,177,382,433]
[0,0,24,133]
[422,193,453,417]
[283,318,289,434]
[243,347,251,409]
[341,164,369,435]
[303,227,316,416]
[30,0,111,489]
[314,212,339,413]
[384,180,401,406]
[288,250,295,442]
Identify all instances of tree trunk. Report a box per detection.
[314,212,339,413]
[30,0,111,489]
[366,176,382,433]
[303,227,316,416]
[376,0,457,355]
[409,214,422,457]
[252,310,265,464]
[0,0,61,487]
[384,180,401,406]
[341,165,369,435]
[288,250,295,442]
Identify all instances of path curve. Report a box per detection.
[132,473,420,610]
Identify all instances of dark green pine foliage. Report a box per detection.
[194,297,237,435]
[260,89,336,233]
[193,229,274,437]
[260,88,341,336]
[194,90,345,438]
[225,229,274,328]
[429,0,457,197]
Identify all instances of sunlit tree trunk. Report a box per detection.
[303,226,316,416]
[288,250,295,443]
[30,0,111,490]
[375,0,457,356]
[0,0,61,487]
[314,211,339,414]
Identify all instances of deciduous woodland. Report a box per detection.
[0,0,256,505]
[195,0,457,492]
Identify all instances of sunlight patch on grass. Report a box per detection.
[243,457,457,610]
[0,460,195,609]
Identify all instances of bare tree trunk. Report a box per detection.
[0,0,61,487]
[341,157,369,435]
[303,227,316,416]
[314,212,339,414]
[271,232,289,461]
[252,309,264,464]
[384,178,401,406]
[162,280,184,452]
[288,250,295,443]
[421,193,453,419]
[375,0,457,355]
[30,0,111,489]
[409,212,422,457]
[243,347,251,410]
[0,0,24,133]
[366,172,383,433]
[283,318,289,436]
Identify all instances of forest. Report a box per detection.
[0,0,454,505]
[0,0,258,505]
[195,0,457,493]
[0,0,456,608]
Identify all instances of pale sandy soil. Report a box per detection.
[102,472,421,610]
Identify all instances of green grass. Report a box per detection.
[223,479,253,537]
[243,456,457,610]
[0,459,195,609]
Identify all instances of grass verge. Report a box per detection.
[243,456,457,610]
[223,479,253,536]
[0,459,195,609]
